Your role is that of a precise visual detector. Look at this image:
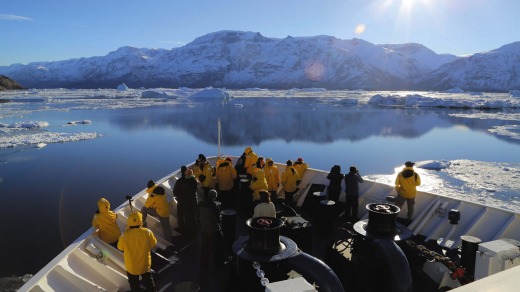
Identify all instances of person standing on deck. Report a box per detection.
[244,146,259,179]
[176,168,199,238]
[197,154,215,198]
[118,212,157,292]
[326,165,344,204]
[344,166,364,222]
[264,158,281,202]
[281,160,299,207]
[235,152,247,177]
[141,186,172,243]
[173,166,188,233]
[196,189,224,274]
[92,198,121,248]
[293,157,309,187]
[394,161,421,221]
[215,157,237,210]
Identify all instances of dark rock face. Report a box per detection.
[0,75,24,90]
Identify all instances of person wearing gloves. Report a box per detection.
[92,198,121,248]
[118,212,157,292]
[264,158,281,202]
[141,186,172,242]
[394,161,421,221]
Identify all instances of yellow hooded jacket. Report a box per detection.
[281,166,299,193]
[244,147,259,176]
[264,159,280,192]
[250,169,268,201]
[293,161,309,181]
[144,188,170,218]
[395,167,421,199]
[200,162,215,188]
[216,161,237,191]
[92,198,121,244]
[118,213,157,275]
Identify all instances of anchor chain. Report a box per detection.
[252,261,270,287]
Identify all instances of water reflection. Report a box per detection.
[107,100,520,145]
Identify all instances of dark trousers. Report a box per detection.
[127,271,155,292]
[345,195,359,221]
[328,188,341,203]
[285,191,296,207]
[219,189,235,210]
[199,231,224,272]
[177,200,185,229]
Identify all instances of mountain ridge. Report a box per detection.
[0,30,518,92]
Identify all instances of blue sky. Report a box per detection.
[1,0,518,66]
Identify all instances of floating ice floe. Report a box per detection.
[367,92,520,109]
[67,120,92,125]
[189,87,232,100]
[117,83,129,91]
[0,121,49,129]
[0,132,100,149]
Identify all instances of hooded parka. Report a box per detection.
[118,212,157,276]
[293,160,309,182]
[264,158,280,192]
[250,169,268,201]
[281,166,299,193]
[92,198,121,244]
[395,166,421,199]
[199,161,215,189]
[244,147,259,176]
[216,160,237,191]
[144,187,170,217]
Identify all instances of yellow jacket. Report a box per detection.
[245,150,259,176]
[144,192,170,217]
[215,161,237,191]
[395,167,421,199]
[264,163,280,192]
[92,198,121,244]
[117,227,157,275]
[281,166,299,193]
[293,162,309,181]
[250,170,268,201]
[199,162,215,188]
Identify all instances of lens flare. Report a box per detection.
[305,61,325,81]
[354,24,366,35]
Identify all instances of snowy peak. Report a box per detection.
[0,30,518,91]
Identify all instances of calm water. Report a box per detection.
[1,98,520,277]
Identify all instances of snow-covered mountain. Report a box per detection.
[0,30,518,91]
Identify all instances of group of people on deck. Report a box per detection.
[91,147,421,292]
